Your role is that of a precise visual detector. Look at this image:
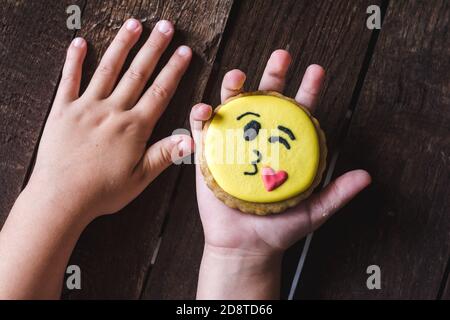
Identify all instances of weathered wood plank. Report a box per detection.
[0,1,84,227]
[296,0,450,299]
[441,266,450,299]
[62,0,233,299]
[143,0,381,299]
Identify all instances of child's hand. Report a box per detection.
[191,50,371,299]
[27,19,193,219]
[0,18,194,299]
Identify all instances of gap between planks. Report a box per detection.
[288,0,390,300]
[141,0,241,286]
[437,254,450,299]
[138,158,187,299]
[138,0,240,298]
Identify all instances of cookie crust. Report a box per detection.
[200,91,327,215]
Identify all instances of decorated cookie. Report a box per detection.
[200,91,327,215]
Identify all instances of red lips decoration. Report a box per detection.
[261,167,288,191]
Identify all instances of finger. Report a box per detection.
[221,69,246,103]
[134,45,192,126]
[55,37,87,103]
[295,64,325,113]
[142,134,194,182]
[189,103,212,133]
[258,49,291,92]
[84,19,142,99]
[111,20,174,107]
[189,103,212,151]
[306,170,371,231]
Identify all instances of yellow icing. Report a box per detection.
[204,94,320,203]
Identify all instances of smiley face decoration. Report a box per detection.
[201,91,327,215]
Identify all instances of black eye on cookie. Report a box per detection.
[237,112,261,141]
[243,120,261,141]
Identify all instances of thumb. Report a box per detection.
[268,169,371,249]
[189,103,212,144]
[143,134,194,182]
[305,169,372,232]
[189,103,212,172]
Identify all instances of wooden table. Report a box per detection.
[0,0,449,299]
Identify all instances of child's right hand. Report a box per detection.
[0,19,195,299]
[191,50,371,299]
[25,19,193,220]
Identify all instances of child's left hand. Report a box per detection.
[27,18,193,219]
[191,50,372,299]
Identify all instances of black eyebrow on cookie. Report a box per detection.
[277,125,295,140]
[236,112,260,120]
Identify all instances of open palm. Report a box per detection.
[190,50,371,256]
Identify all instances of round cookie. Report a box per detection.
[200,91,327,215]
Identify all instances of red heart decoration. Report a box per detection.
[261,167,288,191]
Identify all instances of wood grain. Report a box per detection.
[142,0,381,299]
[2,0,447,300]
[0,1,84,226]
[62,0,233,299]
[295,0,450,299]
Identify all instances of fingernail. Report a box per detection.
[195,103,210,115]
[72,37,84,48]
[177,45,190,56]
[157,20,172,34]
[126,19,139,31]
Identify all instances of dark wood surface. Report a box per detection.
[0,0,448,299]
[295,0,450,299]
[0,0,83,226]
